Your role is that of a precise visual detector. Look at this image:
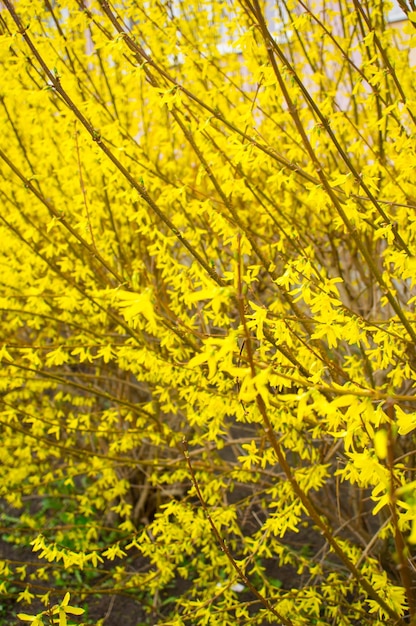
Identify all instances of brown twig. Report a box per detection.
[182,437,294,626]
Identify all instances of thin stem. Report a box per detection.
[2,0,223,288]
[244,0,416,344]
[74,121,97,251]
[182,437,294,626]
[386,401,416,620]
[236,200,406,624]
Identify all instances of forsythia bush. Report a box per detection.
[1,0,416,624]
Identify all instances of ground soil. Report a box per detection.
[0,534,148,626]
[0,516,324,626]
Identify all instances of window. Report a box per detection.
[387,0,407,23]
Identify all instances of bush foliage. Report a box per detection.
[1,0,416,624]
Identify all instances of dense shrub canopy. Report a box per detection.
[1,1,416,624]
